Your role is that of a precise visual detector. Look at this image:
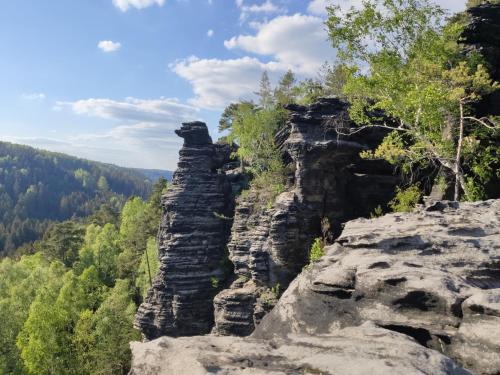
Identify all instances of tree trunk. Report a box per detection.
[454,102,465,201]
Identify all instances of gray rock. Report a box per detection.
[213,98,399,336]
[130,322,470,375]
[254,200,500,374]
[134,122,234,340]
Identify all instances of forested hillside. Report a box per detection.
[0,141,158,254]
[0,178,167,374]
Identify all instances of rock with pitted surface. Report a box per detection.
[130,321,470,375]
[130,200,499,374]
[212,98,399,336]
[134,121,234,340]
[254,199,500,374]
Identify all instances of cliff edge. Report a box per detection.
[131,199,500,374]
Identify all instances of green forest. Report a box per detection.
[0,0,499,374]
[0,178,167,375]
[0,141,156,255]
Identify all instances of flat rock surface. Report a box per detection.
[130,322,470,375]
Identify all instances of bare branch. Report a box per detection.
[463,116,499,130]
[334,123,408,136]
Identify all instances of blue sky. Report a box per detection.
[0,0,466,170]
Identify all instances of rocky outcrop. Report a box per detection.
[130,322,470,375]
[130,199,499,374]
[134,122,234,340]
[254,199,500,374]
[212,98,399,336]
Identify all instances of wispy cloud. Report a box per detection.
[57,97,198,124]
[236,0,285,22]
[43,96,200,169]
[98,40,122,53]
[21,92,46,100]
[112,0,165,12]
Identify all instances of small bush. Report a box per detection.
[370,205,383,218]
[271,283,280,298]
[210,277,220,289]
[389,185,422,212]
[309,238,325,264]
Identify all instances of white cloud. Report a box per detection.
[224,14,335,75]
[207,29,214,37]
[5,133,182,170]
[307,0,333,15]
[46,96,200,169]
[112,0,165,11]
[58,97,198,124]
[22,92,46,100]
[172,13,335,109]
[236,0,285,22]
[98,40,122,53]
[171,56,287,109]
[307,0,466,16]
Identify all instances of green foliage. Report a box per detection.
[0,254,59,374]
[40,221,85,267]
[97,176,109,191]
[256,71,274,109]
[0,177,167,373]
[0,141,154,255]
[270,283,280,299]
[326,0,499,201]
[135,237,159,297]
[309,238,325,264]
[389,185,422,212]
[274,70,296,106]
[370,205,384,219]
[74,280,140,375]
[210,276,220,289]
[226,103,284,174]
[223,76,289,207]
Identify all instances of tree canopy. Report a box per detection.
[326,0,499,200]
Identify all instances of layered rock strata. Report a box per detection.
[134,122,234,340]
[212,98,400,336]
[131,199,500,374]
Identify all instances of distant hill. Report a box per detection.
[133,168,173,182]
[0,141,166,255]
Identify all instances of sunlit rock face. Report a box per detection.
[254,199,500,375]
[134,121,234,340]
[131,199,500,375]
[212,98,400,337]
